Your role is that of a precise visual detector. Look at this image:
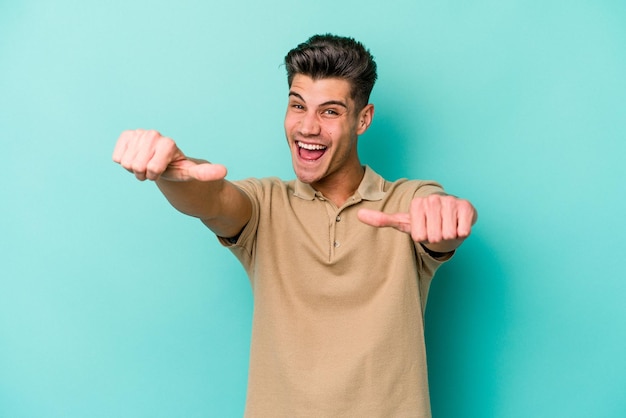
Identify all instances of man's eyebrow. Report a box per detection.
[321,100,348,109]
[288,91,304,101]
[288,92,348,109]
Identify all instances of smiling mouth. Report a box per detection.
[297,141,327,161]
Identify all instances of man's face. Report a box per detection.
[284,74,372,187]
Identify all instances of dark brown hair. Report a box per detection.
[284,34,378,110]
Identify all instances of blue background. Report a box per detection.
[1,0,625,417]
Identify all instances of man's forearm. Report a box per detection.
[156,177,225,219]
[156,177,252,238]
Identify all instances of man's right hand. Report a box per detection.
[112,129,227,183]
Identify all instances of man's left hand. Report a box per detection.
[357,194,477,253]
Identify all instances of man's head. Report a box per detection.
[284,34,378,111]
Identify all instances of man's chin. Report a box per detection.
[295,174,317,184]
[293,167,321,185]
[292,155,331,185]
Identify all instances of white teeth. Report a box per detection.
[297,141,327,150]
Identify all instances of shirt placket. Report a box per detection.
[317,193,362,261]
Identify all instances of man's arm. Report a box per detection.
[112,129,252,238]
[357,194,477,255]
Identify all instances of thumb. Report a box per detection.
[162,159,228,182]
[186,162,228,182]
[357,209,411,234]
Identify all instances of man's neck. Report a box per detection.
[312,164,365,207]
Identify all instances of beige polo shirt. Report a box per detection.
[220,166,451,418]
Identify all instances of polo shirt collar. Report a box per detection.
[356,165,386,201]
[293,165,386,202]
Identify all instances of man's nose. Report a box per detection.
[299,111,321,136]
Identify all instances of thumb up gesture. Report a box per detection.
[112,129,227,183]
[358,194,477,254]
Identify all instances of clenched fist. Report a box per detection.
[112,129,227,183]
[357,194,477,252]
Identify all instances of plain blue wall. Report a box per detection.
[1,1,625,417]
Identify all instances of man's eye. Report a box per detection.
[323,109,339,116]
[291,104,304,110]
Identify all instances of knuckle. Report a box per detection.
[154,134,177,151]
[119,156,134,171]
[130,161,147,174]
[135,129,162,144]
[412,230,426,242]
[146,129,162,140]
[442,231,457,240]
[145,161,164,177]
[427,235,441,244]
[458,226,472,237]
[458,199,472,211]
[410,197,425,212]
[425,194,442,209]
[442,195,456,207]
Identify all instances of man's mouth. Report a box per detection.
[297,141,327,161]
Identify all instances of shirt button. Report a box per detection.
[334,241,340,248]
[336,215,341,222]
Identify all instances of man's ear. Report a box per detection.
[356,104,375,135]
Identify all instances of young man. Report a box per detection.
[113,34,477,417]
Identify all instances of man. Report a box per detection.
[113,34,477,417]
